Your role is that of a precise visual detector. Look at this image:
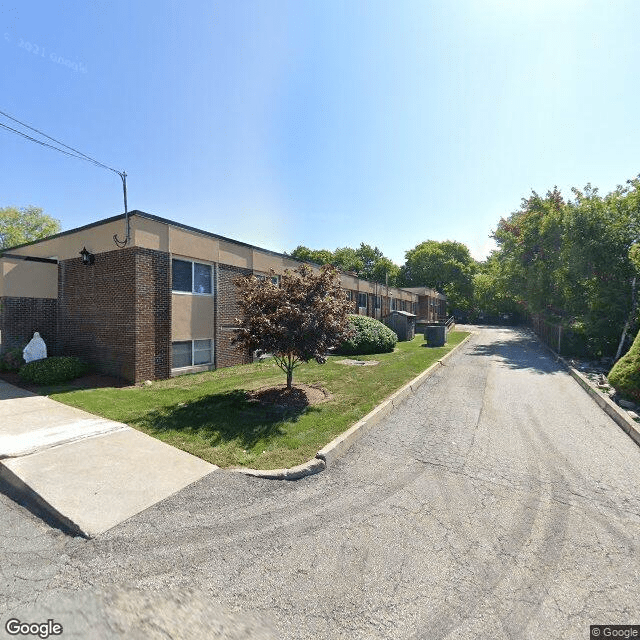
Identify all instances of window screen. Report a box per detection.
[194,263,212,294]
[172,341,192,368]
[194,339,212,365]
[172,260,192,292]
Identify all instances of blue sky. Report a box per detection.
[1,0,639,264]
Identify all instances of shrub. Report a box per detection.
[336,314,398,356]
[19,356,89,385]
[0,347,25,372]
[608,329,640,403]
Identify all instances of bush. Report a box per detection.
[0,347,25,372]
[336,314,398,356]
[19,356,89,385]
[608,329,640,403]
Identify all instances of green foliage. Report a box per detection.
[288,243,399,286]
[19,356,88,385]
[0,347,25,372]
[0,205,60,249]
[289,245,334,267]
[336,314,398,356]
[491,178,640,356]
[398,239,476,316]
[233,265,353,388]
[608,328,640,402]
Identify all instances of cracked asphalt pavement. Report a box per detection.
[2,326,640,639]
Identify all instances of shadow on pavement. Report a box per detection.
[467,330,562,375]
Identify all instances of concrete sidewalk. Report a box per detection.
[0,379,216,538]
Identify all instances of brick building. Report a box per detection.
[0,211,446,382]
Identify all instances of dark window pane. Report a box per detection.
[194,339,212,364]
[172,259,192,292]
[194,263,212,294]
[172,341,192,368]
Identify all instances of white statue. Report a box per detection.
[23,332,47,363]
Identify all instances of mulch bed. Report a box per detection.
[0,371,130,394]
[247,384,331,410]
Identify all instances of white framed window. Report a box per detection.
[172,339,214,369]
[172,258,213,295]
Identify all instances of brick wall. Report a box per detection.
[58,247,170,383]
[0,297,57,353]
[216,264,253,368]
[134,249,171,381]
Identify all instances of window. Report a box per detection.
[172,341,192,368]
[172,259,213,294]
[374,295,381,309]
[358,292,367,308]
[172,339,214,369]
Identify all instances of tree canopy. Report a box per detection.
[489,178,640,355]
[289,243,400,286]
[0,206,60,250]
[398,240,477,317]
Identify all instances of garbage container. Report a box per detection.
[424,324,446,347]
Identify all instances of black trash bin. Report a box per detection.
[424,324,446,347]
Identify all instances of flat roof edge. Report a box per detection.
[3,210,421,296]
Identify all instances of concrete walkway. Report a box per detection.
[0,379,216,537]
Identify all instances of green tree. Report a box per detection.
[289,245,334,266]
[0,206,60,250]
[490,178,640,356]
[233,265,353,389]
[288,243,399,286]
[399,240,476,316]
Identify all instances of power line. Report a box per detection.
[0,108,130,246]
[0,109,120,174]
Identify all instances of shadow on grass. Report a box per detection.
[132,389,310,449]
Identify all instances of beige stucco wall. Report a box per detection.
[132,216,170,252]
[7,219,130,260]
[0,258,57,299]
[171,293,215,341]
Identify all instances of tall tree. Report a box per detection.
[399,240,476,316]
[0,206,60,249]
[233,265,353,389]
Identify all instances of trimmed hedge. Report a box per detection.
[0,347,25,372]
[336,314,398,356]
[19,356,89,386]
[608,329,640,403]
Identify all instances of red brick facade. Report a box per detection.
[0,297,57,353]
[58,247,170,383]
[216,264,253,369]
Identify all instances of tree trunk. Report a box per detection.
[616,276,637,362]
[286,368,293,389]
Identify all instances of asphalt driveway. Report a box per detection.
[2,326,639,639]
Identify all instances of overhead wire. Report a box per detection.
[0,108,130,246]
[0,109,120,174]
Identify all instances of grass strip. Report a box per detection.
[50,331,469,470]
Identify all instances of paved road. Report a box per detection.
[2,327,640,639]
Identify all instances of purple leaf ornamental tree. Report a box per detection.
[233,265,353,389]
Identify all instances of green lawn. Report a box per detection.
[50,331,469,470]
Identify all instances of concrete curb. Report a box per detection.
[563,361,640,448]
[236,333,473,480]
[528,330,640,448]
